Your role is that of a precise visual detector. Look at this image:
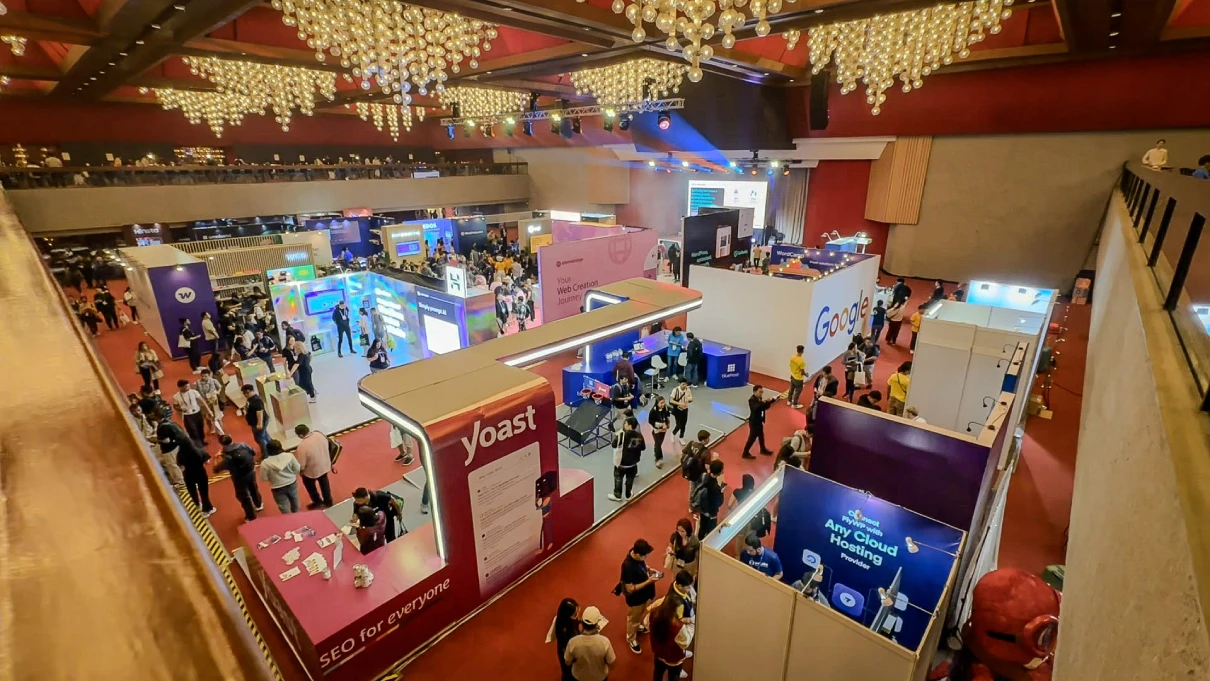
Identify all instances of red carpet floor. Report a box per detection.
[83,275,1083,681]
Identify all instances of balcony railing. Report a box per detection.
[1120,162,1210,411]
[0,161,528,190]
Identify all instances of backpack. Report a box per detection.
[681,444,705,481]
[689,478,710,513]
[225,445,256,478]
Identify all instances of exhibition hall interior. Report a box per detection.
[3,0,1210,679]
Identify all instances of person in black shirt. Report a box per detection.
[241,384,270,458]
[137,385,161,420]
[553,598,581,681]
[352,487,403,542]
[213,434,263,521]
[891,277,912,307]
[180,319,203,373]
[331,300,354,357]
[930,280,946,302]
[150,410,214,516]
[609,417,646,502]
[609,375,632,430]
[648,396,670,468]
[742,385,778,459]
[95,286,119,330]
[683,332,703,387]
[697,459,726,539]
[870,300,887,342]
[857,390,884,411]
[667,242,681,282]
[253,330,277,373]
[620,539,662,654]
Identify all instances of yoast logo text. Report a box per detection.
[461,405,537,465]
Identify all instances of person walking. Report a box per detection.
[870,300,887,342]
[887,362,912,416]
[696,459,725,539]
[683,333,703,387]
[551,598,582,681]
[787,345,807,409]
[241,384,271,458]
[564,606,616,681]
[665,518,701,580]
[929,280,946,303]
[179,319,203,373]
[648,396,671,469]
[123,288,140,323]
[370,307,388,344]
[134,341,162,392]
[214,435,263,522]
[620,539,662,654]
[173,378,210,447]
[741,385,777,459]
[195,368,225,437]
[668,380,692,445]
[842,342,863,401]
[885,299,906,346]
[357,307,372,348]
[95,286,119,330]
[259,439,301,513]
[253,330,277,374]
[609,417,645,502]
[294,424,334,508]
[810,365,839,421]
[289,342,317,402]
[332,300,354,357]
[79,298,101,336]
[909,304,925,353]
[891,277,912,307]
[857,390,884,411]
[150,410,215,517]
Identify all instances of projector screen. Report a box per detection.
[686,179,769,231]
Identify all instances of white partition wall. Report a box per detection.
[905,319,977,431]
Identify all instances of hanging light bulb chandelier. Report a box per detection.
[272,0,498,100]
[153,89,257,137]
[184,56,337,131]
[2,34,27,56]
[0,3,7,15]
[437,86,528,120]
[809,0,1014,115]
[356,102,414,141]
[568,58,689,109]
[600,0,792,82]
[415,106,426,122]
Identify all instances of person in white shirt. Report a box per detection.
[905,405,927,424]
[123,289,140,323]
[1142,139,1168,170]
[44,156,63,168]
[173,379,212,447]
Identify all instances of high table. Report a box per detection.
[701,340,751,389]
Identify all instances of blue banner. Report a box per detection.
[773,468,963,652]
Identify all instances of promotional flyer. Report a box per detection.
[679,209,752,287]
[536,229,660,323]
[774,467,963,652]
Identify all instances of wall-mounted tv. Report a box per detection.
[303,289,346,316]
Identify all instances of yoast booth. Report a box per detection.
[694,466,964,681]
[237,279,703,681]
[536,226,660,323]
[687,248,881,378]
[119,245,219,360]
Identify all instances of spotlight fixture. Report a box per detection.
[466,119,476,128]
[767,168,774,176]
[503,116,516,136]
[522,120,534,136]
[770,159,780,168]
[570,117,582,134]
[681,160,689,168]
[648,160,657,167]
[657,112,671,130]
[551,111,563,122]
[603,116,613,133]
[750,167,758,176]
[446,124,455,139]
[728,160,737,168]
[550,117,561,134]
[783,166,790,176]
[618,113,632,131]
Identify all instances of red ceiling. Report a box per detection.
[1172,0,1210,27]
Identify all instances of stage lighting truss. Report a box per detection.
[439,98,683,127]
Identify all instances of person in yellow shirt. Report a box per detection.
[887,361,912,416]
[787,345,807,408]
[909,304,925,353]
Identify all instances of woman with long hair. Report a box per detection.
[665,518,701,580]
[134,341,161,392]
[649,572,694,681]
[648,395,671,468]
[551,598,581,681]
[367,339,390,374]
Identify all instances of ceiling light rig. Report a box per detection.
[601,0,794,82]
[437,86,529,120]
[356,102,414,141]
[568,58,688,109]
[809,0,1014,115]
[273,0,498,100]
[2,34,26,56]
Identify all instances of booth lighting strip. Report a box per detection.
[581,291,627,359]
[705,467,783,551]
[357,393,449,562]
[439,98,685,127]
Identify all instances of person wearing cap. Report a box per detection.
[564,605,616,681]
[620,538,662,654]
[742,534,784,580]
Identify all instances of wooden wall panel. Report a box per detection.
[865,136,933,225]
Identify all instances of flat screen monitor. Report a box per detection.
[395,241,422,257]
[303,289,345,316]
[686,179,768,231]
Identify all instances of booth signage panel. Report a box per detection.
[679,209,752,287]
[774,468,962,652]
[416,287,466,355]
[686,179,768,231]
[804,256,879,375]
[456,217,489,254]
[537,229,659,323]
[445,264,467,298]
[268,265,317,284]
[148,262,218,359]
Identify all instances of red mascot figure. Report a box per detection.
[929,568,1061,681]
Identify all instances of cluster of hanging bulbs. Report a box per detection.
[437,86,529,120]
[153,89,260,137]
[568,58,688,108]
[356,102,414,141]
[3,34,26,56]
[809,0,1013,115]
[272,0,498,102]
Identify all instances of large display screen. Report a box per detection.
[267,265,317,284]
[687,180,768,231]
[303,289,346,316]
[395,241,422,257]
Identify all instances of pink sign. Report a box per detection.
[538,228,660,323]
[551,220,627,243]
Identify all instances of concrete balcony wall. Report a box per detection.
[8,174,531,234]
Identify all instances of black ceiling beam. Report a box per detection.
[50,0,182,98]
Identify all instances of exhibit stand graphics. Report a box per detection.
[267,265,317,284]
[390,218,459,255]
[519,218,552,250]
[306,216,378,258]
[804,253,879,376]
[416,286,468,355]
[769,244,871,276]
[551,220,627,244]
[120,245,220,360]
[686,178,769,232]
[679,208,752,287]
[382,225,425,266]
[536,228,660,323]
[281,230,334,266]
[454,216,489,254]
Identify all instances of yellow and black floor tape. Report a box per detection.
[207,418,382,484]
[175,486,285,681]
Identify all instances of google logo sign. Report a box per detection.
[814,292,871,345]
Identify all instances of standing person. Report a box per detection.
[123,288,140,323]
[810,365,839,421]
[367,339,391,374]
[696,459,726,539]
[78,299,101,336]
[95,287,119,330]
[891,277,912,308]
[668,380,692,445]
[173,379,210,447]
[885,299,906,346]
[357,307,372,348]
[612,351,637,392]
[870,300,887,342]
[281,336,300,376]
[930,280,946,303]
[259,439,301,513]
[214,435,263,522]
[1142,139,1169,169]
[196,368,225,437]
[648,396,671,469]
[564,606,616,681]
[842,342,863,401]
[787,345,807,408]
[909,304,925,353]
[608,417,645,503]
[352,488,404,543]
[134,341,162,392]
[861,335,880,387]
[609,376,633,430]
[201,311,220,351]
[390,425,415,465]
[80,256,94,290]
[667,242,681,282]
[331,300,354,357]
[253,329,277,373]
[665,327,686,380]
[665,518,700,580]
[294,343,317,402]
[551,598,582,681]
[741,534,784,579]
[887,361,912,416]
[370,307,388,344]
[355,506,387,555]
[150,410,215,517]
[294,424,334,508]
[683,332,703,387]
[620,539,662,654]
[679,430,711,486]
[650,577,694,681]
[727,473,757,512]
[241,384,271,458]
[179,319,203,373]
[741,385,777,459]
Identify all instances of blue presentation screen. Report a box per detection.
[773,468,963,652]
[303,289,346,316]
[395,241,422,257]
[688,186,724,216]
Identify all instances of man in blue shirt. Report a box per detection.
[1193,155,1210,180]
[742,534,783,579]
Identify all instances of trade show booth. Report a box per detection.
[237,278,704,681]
[381,224,426,266]
[305,216,381,259]
[678,208,754,286]
[536,226,660,323]
[694,467,964,681]
[687,249,881,378]
[119,244,219,360]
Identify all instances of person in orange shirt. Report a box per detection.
[909,304,925,354]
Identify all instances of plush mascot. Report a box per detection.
[929,568,1061,681]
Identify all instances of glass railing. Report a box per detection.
[1120,162,1210,411]
[0,161,528,190]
